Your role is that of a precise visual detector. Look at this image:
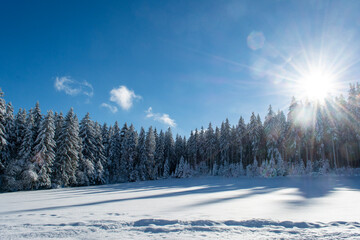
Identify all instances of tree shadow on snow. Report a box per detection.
[1,176,360,214]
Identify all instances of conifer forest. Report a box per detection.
[1,85,360,192]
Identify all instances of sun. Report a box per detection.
[297,67,336,101]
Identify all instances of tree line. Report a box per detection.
[1,84,360,192]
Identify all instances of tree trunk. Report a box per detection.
[346,144,350,167]
[305,145,309,163]
[332,139,337,169]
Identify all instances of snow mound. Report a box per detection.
[1,218,360,239]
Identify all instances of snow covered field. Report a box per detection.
[1,176,360,239]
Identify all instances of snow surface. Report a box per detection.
[1,176,360,239]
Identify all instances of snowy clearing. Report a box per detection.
[1,176,360,239]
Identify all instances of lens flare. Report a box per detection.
[298,67,336,101]
[247,31,266,50]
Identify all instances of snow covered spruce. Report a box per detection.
[1,85,360,192]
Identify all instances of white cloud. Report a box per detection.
[146,107,176,127]
[54,76,93,97]
[146,107,154,118]
[109,86,141,110]
[101,103,118,113]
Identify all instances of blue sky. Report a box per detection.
[1,0,360,136]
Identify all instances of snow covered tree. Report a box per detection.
[187,130,197,168]
[120,124,137,182]
[246,157,259,177]
[76,151,94,186]
[108,121,121,183]
[248,113,261,165]
[18,102,43,190]
[286,97,301,163]
[324,99,339,169]
[32,110,56,189]
[174,156,192,178]
[305,159,313,175]
[260,156,276,178]
[163,158,170,178]
[52,108,80,187]
[276,110,287,162]
[275,149,286,176]
[94,122,106,184]
[174,134,185,168]
[145,126,156,180]
[164,127,175,173]
[101,123,111,165]
[205,122,216,169]
[0,89,7,175]
[220,119,231,166]
[319,159,330,175]
[1,103,15,178]
[31,102,43,148]
[198,127,206,165]
[136,127,147,181]
[155,130,165,177]
[336,95,352,167]
[289,159,305,176]
[264,105,277,159]
[234,117,246,164]
[52,112,64,184]
[54,112,64,149]
[174,155,185,178]
[315,106,326,162]
[18,110,37,190]
[78,113,96,185]
[2,109,26,191]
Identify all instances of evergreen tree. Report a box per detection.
[31,102,43,148]
[120,124,137,182]
[264,105,276,159]
[19,110,36,190]
[248,113,261,164]
[164,127,175,173]
[52,112,64,184]
[2,109,26,191]
[79,113,96,184]
[187,130,197,168]
[136,127,147,181]
[198,127,206,165]
[205,122,216,169]
[94,122,106,184]
[214,126,221,166]
[276,110,287,162]
[145,126,156,180]
[1,103,15,176]
[101,123,111,167]
[52,108,80,187]
[32,110,56,189]
[174,156,191,178]
[54,112,64,150]
[174,134,184,167]
[163,158,170,178]
[220,119,231,166]
[155,130,165,177]
[0,89,7,175]
[256,114,267,162]
[286,97,301,163]
[108,121,121,182]
[235,117,246,165]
